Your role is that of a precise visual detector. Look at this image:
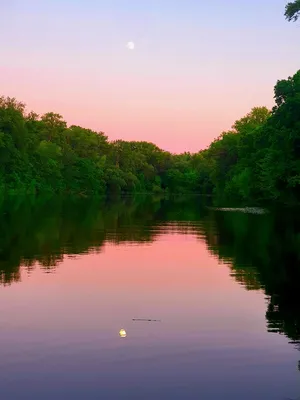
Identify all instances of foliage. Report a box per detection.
[0,68,299,200]
[0,97,199,195]
[285,0,300,21]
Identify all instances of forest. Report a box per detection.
[1,68,299,202]
[0,3,299,202]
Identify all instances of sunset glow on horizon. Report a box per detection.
[1,0,299,153]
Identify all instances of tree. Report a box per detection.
[285,0,300,21]
[40,112,67,143]
[232,107,270,135]
[0,66,299,200]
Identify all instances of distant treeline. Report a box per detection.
[1,69,300,201]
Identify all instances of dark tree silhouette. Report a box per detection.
[285,0,300,21]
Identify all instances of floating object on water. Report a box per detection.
[132,318,161,322]
[119,328,127,338]
[207,207,268,215]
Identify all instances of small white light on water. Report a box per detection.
[119,328,127,338]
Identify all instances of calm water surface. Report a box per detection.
[0,196,299,399]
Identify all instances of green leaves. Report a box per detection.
[0,66,299,201]
[285,0,300,21]
[36,140,62,159]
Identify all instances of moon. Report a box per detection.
[126,41,135,50]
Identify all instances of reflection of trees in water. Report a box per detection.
[204,207,300,351]
[1,195,300,352]
[0,195,209,285]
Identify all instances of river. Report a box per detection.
[0,195,299,399]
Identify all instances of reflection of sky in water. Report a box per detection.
[0,231,299,400]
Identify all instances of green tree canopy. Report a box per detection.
[285,0,300,21]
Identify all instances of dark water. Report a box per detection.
[0,195,299,400]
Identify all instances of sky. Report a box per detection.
[1,0,299,153]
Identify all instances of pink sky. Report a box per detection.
[1,1,299,153]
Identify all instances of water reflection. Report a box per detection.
[1,195,300,352]
[207,207,300,351]
[119,329,127,338]
[1,195,300,399]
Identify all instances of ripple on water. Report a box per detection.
[208,207,268,215]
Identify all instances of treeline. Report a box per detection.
[199,69,300,203]
[0,69,299,200]
[1,0,300,201]
[0,96,203,195]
